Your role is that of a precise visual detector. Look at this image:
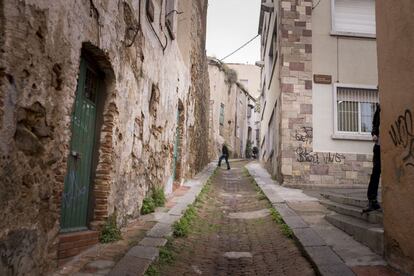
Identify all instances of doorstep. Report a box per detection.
[58,230,99,265]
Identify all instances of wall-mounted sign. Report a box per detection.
[313,74,332,84]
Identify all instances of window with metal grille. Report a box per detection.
[219,103,224,126]
[331,0,376,37]
[335,85,378,135]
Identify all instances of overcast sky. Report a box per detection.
[206,0,261,64]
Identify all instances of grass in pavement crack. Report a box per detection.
[243,166,294,239]
[145,239,175,276]
[173,168,218,237]
[145,167,218,275]
[172,204,197,237]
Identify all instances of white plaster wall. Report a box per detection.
[208,63,254,158]
[313,84,373,154]
[259,8,280,161]
[227,63,261,98]
[208,65,229,157]
[312,0,378,154]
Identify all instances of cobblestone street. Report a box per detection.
[155,160,315,275]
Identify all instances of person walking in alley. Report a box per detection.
[364,103,381,213]
[218,143,231,170]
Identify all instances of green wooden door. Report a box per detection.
[61,57,100,232]
[172,110,179,181]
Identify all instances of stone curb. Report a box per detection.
[245,163,355,276]
[109,162,217,276]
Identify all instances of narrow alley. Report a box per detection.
[153,161,314,275]
[1,0,414,275]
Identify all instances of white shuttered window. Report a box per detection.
[332,0,376,37]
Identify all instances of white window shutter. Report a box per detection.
[334,0,376,35]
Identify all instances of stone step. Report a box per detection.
[325,213,384,256]
[320,199,383,224]
[320,192,369,208]
[58,230,99,262]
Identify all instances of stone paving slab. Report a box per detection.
[172,191,198,204]
[126,246,159,261]
[139,237,167,247]
[146,222,173,238]
[318,264,355,276]
[262,190,285,203]
[293,228,327,247]
[167,202,190,216]
[273,202,300,217]
[283,215,310,229]
[84,260,115,271]
[304,245,345,266]
[108,256,151,276]
[150,212,181,224]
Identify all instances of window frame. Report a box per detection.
[330,0,376,39]
[332,83,378,141]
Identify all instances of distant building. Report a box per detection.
[227,63,261,99]
[208,59,260,160]
[258,0,378,187]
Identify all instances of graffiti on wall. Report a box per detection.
[295,127,313,143]
[389,109,414,168]
[295,147,345,164]
[294,126,345,164]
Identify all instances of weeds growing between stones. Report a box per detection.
[141,186,166,215]
[99,213,122,243]
[244,166,294,239]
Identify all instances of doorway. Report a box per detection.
[60,56,102,232]
[173,100,185,188]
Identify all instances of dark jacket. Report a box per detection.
[371,104,380,137]
[222,145,229,156]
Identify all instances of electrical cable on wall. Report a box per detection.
[166,9,184,17]
[219,34,260,62]
[145,0,168,52]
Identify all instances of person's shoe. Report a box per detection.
[362,200,381,213]
[227,167,230,170]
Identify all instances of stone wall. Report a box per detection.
[0,0,209,274]
[279,0,313,185]
[186,0,210,177]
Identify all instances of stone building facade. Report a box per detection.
[258,0,377,187]
[208,58,258,160]
[377,1,414,273]
[0,0,209,274]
